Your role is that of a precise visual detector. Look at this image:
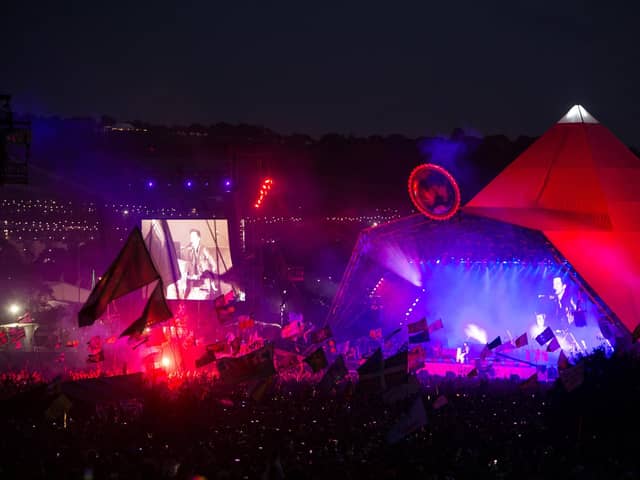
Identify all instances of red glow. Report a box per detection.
[254,177,274,209]
[408,164,461,221]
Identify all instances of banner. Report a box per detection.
[216,344,276,384]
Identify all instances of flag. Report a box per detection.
[480,346,491,360]
[409,331,430,344]
[274,348,302,371]
[119,282,173,338]
[382,383,421,404]
[495,341,515,353]
[408,318,427,334]
[559,362,584,392]
[281,320,305,339]
[558,350,571,371]
[195,349,217,368]
[238,315,255,330]
[369,328,382,341]
[428,318,444,333]
[206,340,227,353]
[520,372,538,390]
[386,397,427,444]
[215,290,236,325]
[216,344,276,384]
[144,219,181,293]
[45,394,72,420]
[384,327,402,342]
[408,345,426,371]
[319,355,349,391]
[384,350,408,388]
[433,394,448,410]
[357,348,384,391]
[129,336,149,350]
[514,333,528,348]
[87,350,105,363]
[487,336,502,350]
[249,375,276,402]
[535,327,554,346]
[546,337,561,352]
[309,325,333,344]
[79,227,159,327]
[304,347,328,373]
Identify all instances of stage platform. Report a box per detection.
[415,360,550,382]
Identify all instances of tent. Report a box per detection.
[465,105,640,334]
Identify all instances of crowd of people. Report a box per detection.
[1,346,640,479]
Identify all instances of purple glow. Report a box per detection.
[186,180,193,188]
[147,180,154,188]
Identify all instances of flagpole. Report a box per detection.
[493,351,542,369]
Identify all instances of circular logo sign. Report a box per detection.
[408,164,461,220]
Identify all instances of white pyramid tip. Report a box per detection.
[558,105,599,124]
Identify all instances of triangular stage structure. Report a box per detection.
[465,105,640,333]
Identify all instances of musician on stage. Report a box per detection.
[552,276,578,331]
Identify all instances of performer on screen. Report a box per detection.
[181,228,218,299]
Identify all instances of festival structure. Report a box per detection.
[329,106,636,366]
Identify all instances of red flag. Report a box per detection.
[514,333,528,348]
[558,350,571,371]
[119,282,173,337]
[428,318,444,333]
[407,318,427,334]
[546,337,561,352]
[79,227,159,327]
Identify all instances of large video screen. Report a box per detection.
[141,219,233,300]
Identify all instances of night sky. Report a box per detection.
[3,1,640,143]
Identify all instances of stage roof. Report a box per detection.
[465,105,640,334]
